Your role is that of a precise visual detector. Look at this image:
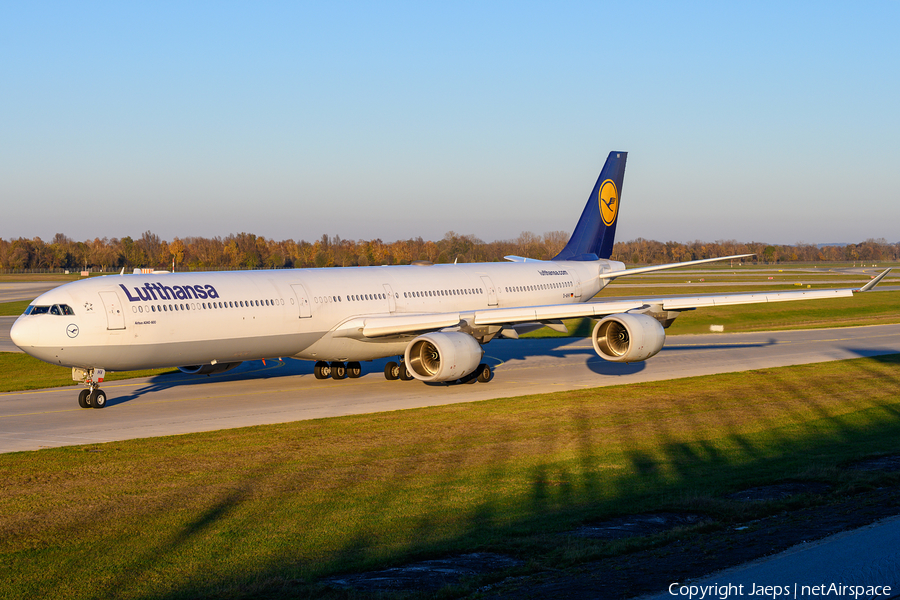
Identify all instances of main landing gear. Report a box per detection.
[312,359,494,384]
[383,361,414,381]
[73,368,108,409]
[383,360,493,384]
[314,361,363,381]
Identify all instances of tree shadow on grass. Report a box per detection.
[70,354,897,599]
[31,352,898,598]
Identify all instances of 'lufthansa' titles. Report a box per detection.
[119,282,220,302]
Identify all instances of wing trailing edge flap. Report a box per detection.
[332,312,463,339]
[658,288,854,311]
[473,300,644,326]
[333,301,644,340]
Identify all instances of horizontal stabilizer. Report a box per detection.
[503,255,545,263]
[605,254,755,279]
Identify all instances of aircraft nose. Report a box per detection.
[10,316,41,350]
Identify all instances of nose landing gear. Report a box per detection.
[73,368,108,409]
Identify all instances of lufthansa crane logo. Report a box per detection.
[66,324,79,338]
[598,179,618,226]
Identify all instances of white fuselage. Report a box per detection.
[11,259,622,371]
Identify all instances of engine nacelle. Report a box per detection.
[592,313,666,363]
[404,332,484,382]
[178,362,242,375]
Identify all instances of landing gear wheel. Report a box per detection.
[78,389,91,408]
[314,361,330,379]
[90,389,108,408]
[331,362,347,380]
[385,361,400,381]
[399,362,414,381]
[347,361,362,378]
[476,363,493,383]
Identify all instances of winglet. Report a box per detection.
[856,268,892,292]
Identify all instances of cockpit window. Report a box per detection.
[24,304,74,316]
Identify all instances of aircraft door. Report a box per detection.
[480,275,498,306]
[98,290,126,330]
[574,273,583,298]
[383,284,396,313]
[290,284,312,318]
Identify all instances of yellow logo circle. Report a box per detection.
[598,179,618,226]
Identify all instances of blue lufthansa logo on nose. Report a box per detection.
[66,324,79,338]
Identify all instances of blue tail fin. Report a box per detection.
[553,151,627,261]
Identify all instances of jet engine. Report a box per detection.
[404,332,484,382]
[178,362,243,375]
[591,314,666,363]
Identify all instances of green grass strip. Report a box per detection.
[0,300,30,317]
[2,354,900,599]
[0,353,176,392]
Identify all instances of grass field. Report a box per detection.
[2,354,900,599]
[0,300,32,316]
[0,353,177,392]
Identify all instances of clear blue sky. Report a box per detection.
[2,1,898,246]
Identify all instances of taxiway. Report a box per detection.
[2,324,899,453]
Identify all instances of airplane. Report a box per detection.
[10,151,891,409]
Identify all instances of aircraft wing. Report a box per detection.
[472,287,856,326]
[475,268,890,327]
[337,269,890,339]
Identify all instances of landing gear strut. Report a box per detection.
[73,368,108,409]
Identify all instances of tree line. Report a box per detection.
[1,231,897,272]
